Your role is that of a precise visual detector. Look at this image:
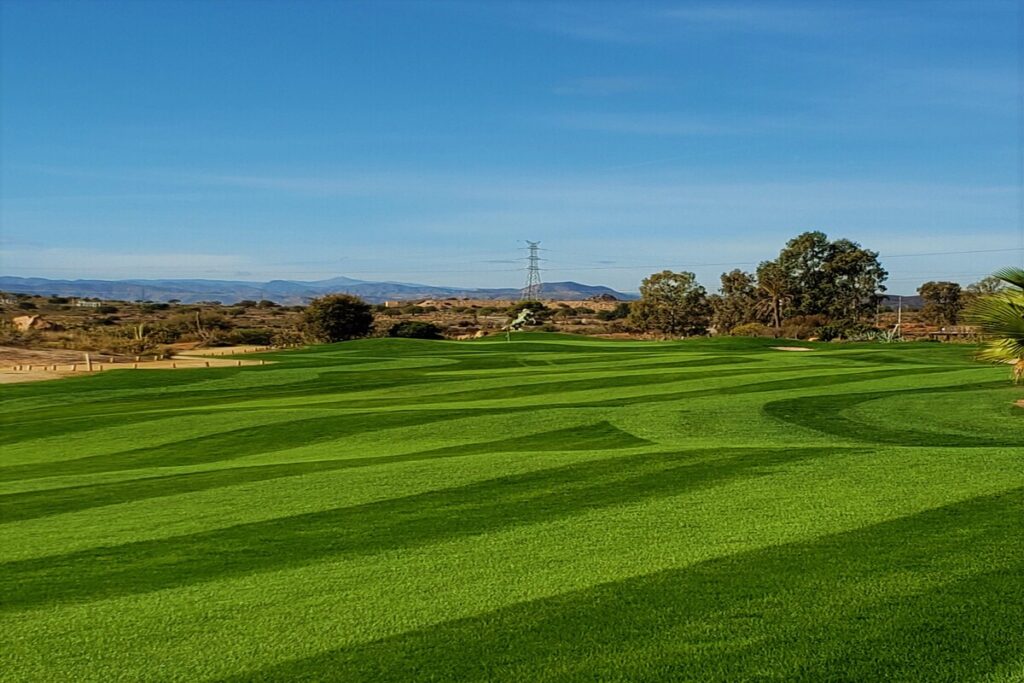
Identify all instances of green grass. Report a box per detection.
[1,333,1022,682]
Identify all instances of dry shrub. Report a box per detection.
[730,322,774,337]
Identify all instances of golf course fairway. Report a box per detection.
[1,334,1022,681]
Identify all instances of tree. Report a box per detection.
[772,231,886,322]
[711,269,762,333]
[918,281,963,325]
[821,238,887,323]
[777,231,832,316]
[628,270,711,336]
[965,276,1006,298]
[754,261,791,334]
[303,294,373,342]
[963,268,1024,383]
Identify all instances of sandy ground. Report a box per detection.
[772,346,815,352]
[0,345,270,384]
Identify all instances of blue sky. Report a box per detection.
[1,0,1020,293]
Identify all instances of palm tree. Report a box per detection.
[755,262,791,335]
[963,267,1024,383]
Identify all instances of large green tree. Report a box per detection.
[711,269,763,333]
[772,231,887,323]
[629,270,711,336]
[918,281,963,325]
[303,294,373,342]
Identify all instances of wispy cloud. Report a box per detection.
[548,112,744,136]
[660,3,846,34]
[0,247,250,278]
[493,1,861,44]
[551,76,661,97]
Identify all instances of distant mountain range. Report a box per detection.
[0,276,637,305]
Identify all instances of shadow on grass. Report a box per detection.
[0,407,537,483]
[0,446,840,612]
[0,422,649,522]
[580,365,960,409]
[219,488,1024,683]
[764,381,1018,446]
[0,368,455,446]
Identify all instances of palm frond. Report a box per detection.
[992,267,1024,291]
[963,289,1024,362]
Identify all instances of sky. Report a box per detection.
[1,0,1022,294]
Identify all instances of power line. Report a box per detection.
[540,247,1024,273]
[2,247,1020,279]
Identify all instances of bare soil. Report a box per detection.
[0,345,266,384]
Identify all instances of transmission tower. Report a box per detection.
[521,241,543,301]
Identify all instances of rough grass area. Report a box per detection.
[1,334,1022,682]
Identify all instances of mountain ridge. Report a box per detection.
[0,276,637,305]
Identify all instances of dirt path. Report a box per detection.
[0,346,270,384]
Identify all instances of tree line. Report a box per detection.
[629,231,888,339]
[298,230,1009,343]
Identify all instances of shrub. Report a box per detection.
[227,328,274,345]
[730,322,774,337]
[596,302,631,321]
[388,321,443,339]
[812,325,843,342]
[97,305,119,314]
[271,328,307,347]
[779,314,828,340]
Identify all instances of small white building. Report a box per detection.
[74,300,103,308]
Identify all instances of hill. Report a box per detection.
[0,276,636,305]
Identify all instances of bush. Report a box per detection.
[507,301,551,323]
[97,305,119,314]
[304,294,373,342]
[730,322,774,337]
[227,328,275,345]
[48,297,69,304]
[779,315,828,340]
[271,328,307,347]
[388,321,443,339]
[596,302,631,321]
[812,325,843,342]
